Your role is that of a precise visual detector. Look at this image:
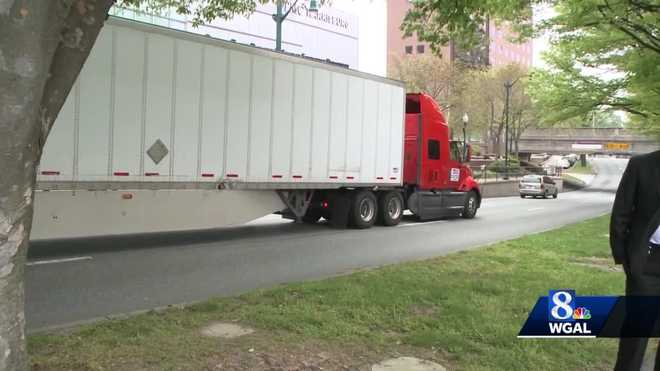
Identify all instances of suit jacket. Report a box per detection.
[643,209,660,275]
[610,150,660,266]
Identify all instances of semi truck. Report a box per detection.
[31,17,481,240]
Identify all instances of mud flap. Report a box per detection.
[327,191,351,228]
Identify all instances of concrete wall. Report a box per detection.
[480,178,564,198]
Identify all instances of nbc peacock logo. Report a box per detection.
[573,306,591,320]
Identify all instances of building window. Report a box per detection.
[417,44,425,54]
[405,45,413,54]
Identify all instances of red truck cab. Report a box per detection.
[303,93,480,227]
[403,93,481,220]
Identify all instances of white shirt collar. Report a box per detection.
[651,224,660,245]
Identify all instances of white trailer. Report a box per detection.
[33,17,406,240]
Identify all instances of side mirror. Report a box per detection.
[464,144,472,163]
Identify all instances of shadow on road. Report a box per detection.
[578,187,618,194]
[29,219,331,259]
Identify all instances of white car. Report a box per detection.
[519,175,559,199]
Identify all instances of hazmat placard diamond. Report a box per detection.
[147,139,168,165]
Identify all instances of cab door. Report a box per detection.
[443,141,468,208]
[424,135,443,189]
[418,101,448,190]
[446,141,464,189]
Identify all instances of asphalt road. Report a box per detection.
[25,157,627,332]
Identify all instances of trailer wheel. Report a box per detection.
[378,191,404,226]
[462,191,478,219]
[350,190,377,229]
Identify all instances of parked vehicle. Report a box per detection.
[519,175,558,199]
[544,155,570,169]
[562,154,578,167]
[530,153,550,162]
[32,17,481,240]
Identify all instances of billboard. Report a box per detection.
[605,142,631,151]
[111,3,359,69]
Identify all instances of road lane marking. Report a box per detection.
[27,256,92,266]
[528,207,545,212]
[398,220,448,227]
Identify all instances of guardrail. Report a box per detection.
[472,164,564,183]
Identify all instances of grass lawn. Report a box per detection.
[29,215,623,371]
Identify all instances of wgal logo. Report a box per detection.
[547,290,592,335]
[548,290,576,322]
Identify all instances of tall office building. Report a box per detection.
[387,0,533,72]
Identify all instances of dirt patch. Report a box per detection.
[409,305,437,317]
[372,357,446,371]
[201,322,255,338]
[207,339,376,371]
[205,333,450,371]
[572,256,623,273]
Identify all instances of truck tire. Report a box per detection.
[462,191,478,219]
[350,190,377,229]
[378,191,404,226]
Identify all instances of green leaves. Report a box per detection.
[119,0,267,25]
[402,0,535,52]
[529,0,659,134]
[118,0,330,26]
[403,0,660,137]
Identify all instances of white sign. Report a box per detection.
[112,3,359,69]
[450,168,461,182]
[571,143,602,150]
[262,2,358,38]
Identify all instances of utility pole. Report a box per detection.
[504,81,512,179]
[462,113,469,162]
[275,1,285,51]
[273,0,318,52]
[503,75,527,178]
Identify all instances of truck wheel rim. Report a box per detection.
[387,197,402,220]
[359,198,375,222]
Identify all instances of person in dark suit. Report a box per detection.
[610,150,660,370]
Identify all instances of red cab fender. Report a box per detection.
[458,175,481,206]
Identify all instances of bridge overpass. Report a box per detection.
[517,128,659,156]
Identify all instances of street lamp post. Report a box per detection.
[503,76,525,179]
[273,0,319,51]
[504,81,512,179]
[462,112,469,162]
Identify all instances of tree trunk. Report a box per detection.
[0,1,113,369]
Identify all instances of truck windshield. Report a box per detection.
[450,141,463,162]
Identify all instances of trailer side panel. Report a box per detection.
[38,18,405,190]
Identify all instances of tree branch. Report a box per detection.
[628,0,660,13]
[598,2,660,54]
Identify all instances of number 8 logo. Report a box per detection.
[551,291,574,320]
